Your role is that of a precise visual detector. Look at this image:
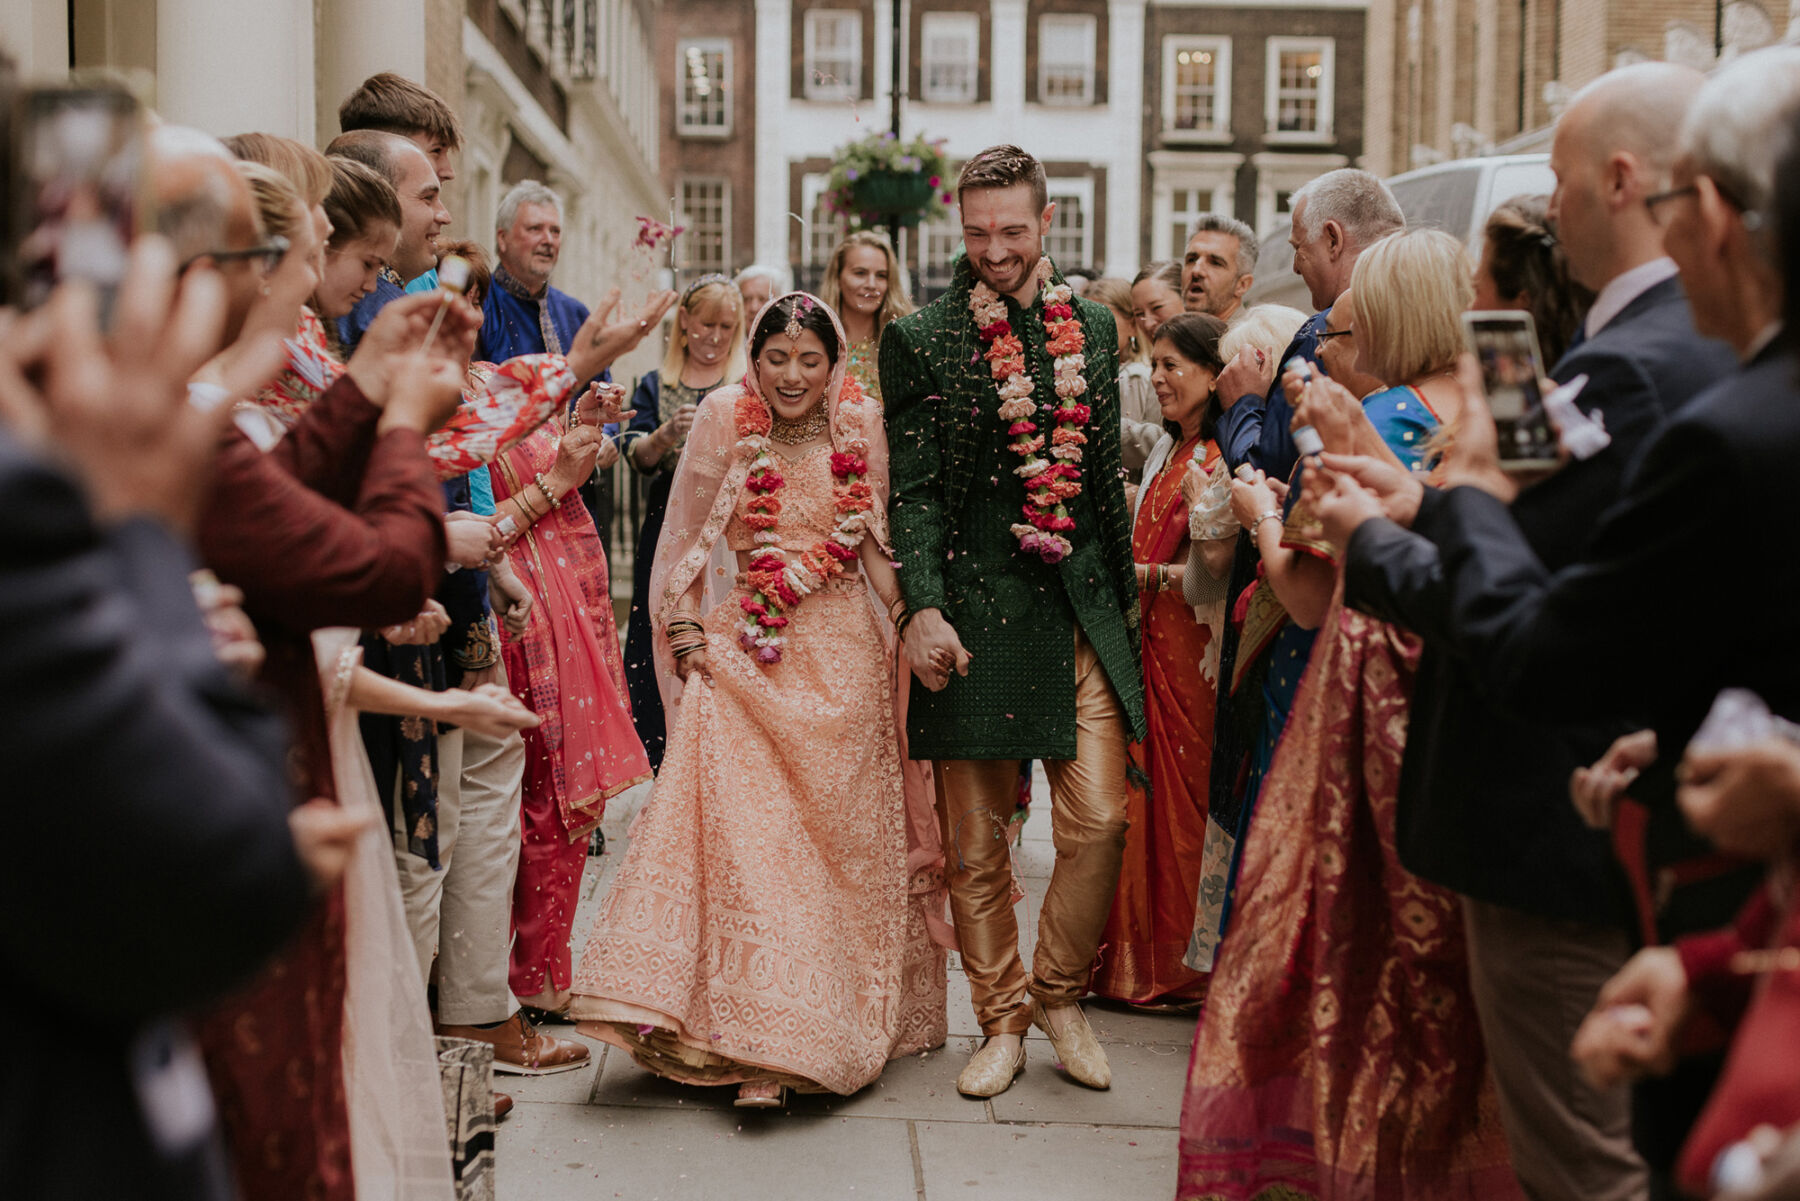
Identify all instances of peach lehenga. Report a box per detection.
[570,293,948,1094]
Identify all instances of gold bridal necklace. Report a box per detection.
[769,400,828,444]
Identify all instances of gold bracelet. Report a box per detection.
[535,480,558,510]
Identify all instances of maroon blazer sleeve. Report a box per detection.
[199,424,445,635]
[1676,883,1778,1034]
[266,373,383,506]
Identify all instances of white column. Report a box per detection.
[156,0,315,141]
[1105,0,1146,276]
[990,0,1027,126]
[1362,0,1395,174]
[754,0,792,265]
[314,0,430,141]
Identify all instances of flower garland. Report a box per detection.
[731,377,877,664]
[970,261,1089,564]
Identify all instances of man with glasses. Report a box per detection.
[1325,53,1800,1201]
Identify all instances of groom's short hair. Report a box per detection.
[957,145,1048,213]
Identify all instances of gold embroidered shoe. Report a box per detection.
[1032,1000,1111,1089]
[955,1036,1027,1098]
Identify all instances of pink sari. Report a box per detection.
[487,383,652,996]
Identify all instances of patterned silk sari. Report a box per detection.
[488,392,652,996]
[1176,386,1523,1201]
[1092,433,1217,1003]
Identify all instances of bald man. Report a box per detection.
[1341,61,1740,1201]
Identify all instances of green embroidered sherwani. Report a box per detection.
[880,258,1147,760]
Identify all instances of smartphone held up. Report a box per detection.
[4,82,149,327]
[1463,310,1559,472]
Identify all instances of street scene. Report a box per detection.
[5,2,1800,1201]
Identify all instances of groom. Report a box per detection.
[880,144,1145,1098]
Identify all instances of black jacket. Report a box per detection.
[0,432,308,1200]
[1348,337,1795,938]
[1345,277,1737,924]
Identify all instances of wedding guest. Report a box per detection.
[466,267,654,1023]
[571,294,947,1107]
[0,230,313,1201]
[1341,61,1757,1201]
[619,275,746,770]
[1180,229,1524,1201]
[324,130,449,350]
[1130,259,1183,343]
[1178,302,1308,972]
[1473,195,1593,366]
[734,263,791,337]
[314,156,401,330]
[1181,213,1258,323]
[1092,312,1229,1009]
[819,229,913,402]
[337,71,463,185]
[1085,276,1160,479]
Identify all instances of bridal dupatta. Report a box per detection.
[649,293,953,949]
[313,629,455,1201]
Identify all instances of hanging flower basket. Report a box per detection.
[823,131,954,230]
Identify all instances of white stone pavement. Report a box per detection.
[495,770,1196,1201]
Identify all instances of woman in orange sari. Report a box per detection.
[1092,313,1232,1006]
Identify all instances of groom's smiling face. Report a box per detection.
[960,184,1056,301]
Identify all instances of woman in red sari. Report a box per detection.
[1093,313,1233,1007]
[1176,230,1522,1201]
[484,359,652,1014]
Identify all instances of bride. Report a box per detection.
[570,292,948,1106]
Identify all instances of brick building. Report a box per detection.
[1366,0,1800,177]
[1140,0,1371,258]
[661,0,1153,296]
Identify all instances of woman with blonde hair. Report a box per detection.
[819,229,913,402]
[621,275,747,767]
[1178,227,1522,1200]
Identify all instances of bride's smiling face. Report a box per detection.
[756,327,833,421]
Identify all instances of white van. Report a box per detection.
[1241,154,1558,312]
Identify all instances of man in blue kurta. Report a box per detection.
[479,179,620,534]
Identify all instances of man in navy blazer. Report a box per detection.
[1322,51,1800,1201]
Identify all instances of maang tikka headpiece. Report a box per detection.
[783,295,811,343]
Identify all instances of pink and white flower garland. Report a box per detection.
[970,262,1089,565]
[732,380,877,664]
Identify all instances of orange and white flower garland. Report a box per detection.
[732,378,877,664]
[970,262,1089,565]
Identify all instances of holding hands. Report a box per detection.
[904,608,972,692]
[1571,946,1691,1090]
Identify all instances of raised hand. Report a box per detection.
[1438,353,1520,502]
[1570,729,1657,830]
[566,287,679,381]
[1676,738,1800,858]
[346,292,482,407]
[1312,466,1388,550]
[445,510,502,569]
[1316,452,1426,529]
[3,236,267,534]
[1215,346,1276,411]
[574,380,633,429]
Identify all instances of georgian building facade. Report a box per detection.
[663,0,1155,295]
[1140,0,1369,256]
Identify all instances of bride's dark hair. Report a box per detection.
[749,295,841,368]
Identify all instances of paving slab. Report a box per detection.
[498,1100,920,1201]
[915,1120,1179,1201]
[987,1037,1190,1129]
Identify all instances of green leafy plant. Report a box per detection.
[823,130,954,228]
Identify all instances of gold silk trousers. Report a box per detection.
[933,628,1131,1035]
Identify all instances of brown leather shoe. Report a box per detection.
[493,1091,514,1120]
[438,1012,590,1076]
